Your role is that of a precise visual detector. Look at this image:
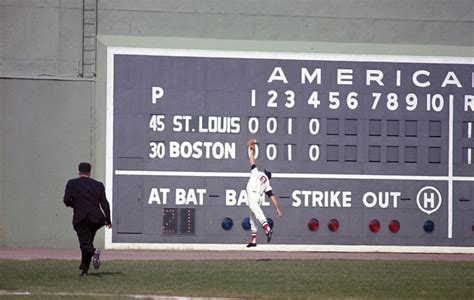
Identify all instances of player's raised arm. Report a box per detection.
[247,138,257,166]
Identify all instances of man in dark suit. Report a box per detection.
[63,162,112,277]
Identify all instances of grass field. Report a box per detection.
[0,259,473,299]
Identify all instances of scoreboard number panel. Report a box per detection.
[106,47,474,251]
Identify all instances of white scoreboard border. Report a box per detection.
[105,47,474,253]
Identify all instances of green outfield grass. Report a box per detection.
[0,259,473,299]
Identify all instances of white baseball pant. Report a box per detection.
[247,191,268,234]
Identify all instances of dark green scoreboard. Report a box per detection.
[105,48,474,251]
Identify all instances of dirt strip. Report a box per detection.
[1,247,474,261]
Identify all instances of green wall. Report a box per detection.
[1,0,472,248]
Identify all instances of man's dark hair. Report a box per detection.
[78,162,91,173]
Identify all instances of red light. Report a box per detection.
[472,224,474,232]
[369,219,380,233]
[308,218,319,231]
[388,220,400,233]
[328,219,339,232]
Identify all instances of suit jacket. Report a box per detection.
[63,176,111,229]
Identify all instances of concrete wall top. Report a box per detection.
[97,0,473,45]
[97,0,474,22]
[97,35,474,58]
[1,0,473,79]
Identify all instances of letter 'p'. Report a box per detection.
[152,86,164,104]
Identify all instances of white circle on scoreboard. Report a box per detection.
[416,186,442,215]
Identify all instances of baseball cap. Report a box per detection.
[264,169,272,180]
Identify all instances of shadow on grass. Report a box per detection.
[85,272,123,277]
[256,259,272,262]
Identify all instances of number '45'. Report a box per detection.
[149,115,165,131]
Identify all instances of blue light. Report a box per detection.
[242,217,251,231]
[423,220,435,233]
[221,217,233,231]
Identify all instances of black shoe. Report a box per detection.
[80,268,88,277]
[266,228,273,243]
[92,249,101,269]
[246,243,257,248]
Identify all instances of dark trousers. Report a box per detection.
[75,219,104,270]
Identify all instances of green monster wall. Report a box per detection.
[0,0,472,248]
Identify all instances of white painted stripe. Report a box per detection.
[117,170,248,177]
[0,291,218,299]
[453,176,474,181]
[115,170,453,181]
[115,170,474,181]
[105,48,115,249]
[448,95,454,239]
[468,122,472,138]
[109,47,473,65]
[468,148,472,165]
[106,242,474,254]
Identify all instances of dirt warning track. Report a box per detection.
[1,248,473,261]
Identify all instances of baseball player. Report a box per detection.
[245,138,282,247]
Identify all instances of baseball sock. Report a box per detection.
[262,222,269,234]
[251,233,257,244]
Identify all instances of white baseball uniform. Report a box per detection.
[246,165,272,234]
